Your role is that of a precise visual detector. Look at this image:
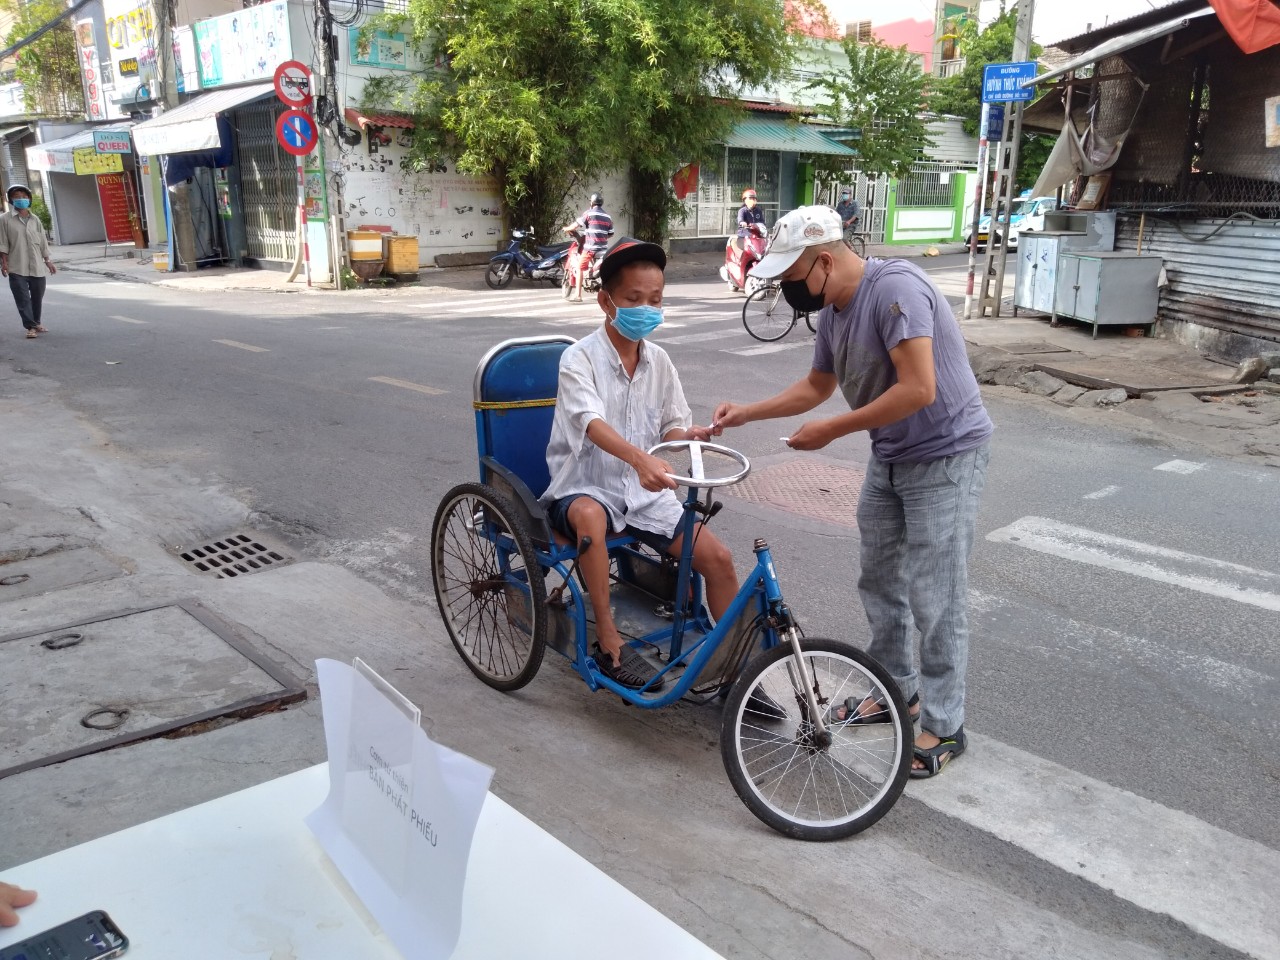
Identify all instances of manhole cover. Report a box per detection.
[174,531,294,578]
[0,601,305,779]
[0,548,127,601]
[997,341,1073,355]
[729,460,863,528]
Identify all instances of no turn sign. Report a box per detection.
[276,109,318,156]
[274,59,313,108]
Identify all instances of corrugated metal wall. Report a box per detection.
[1116,215,1280,350]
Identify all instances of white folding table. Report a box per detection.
[0,764,723,959]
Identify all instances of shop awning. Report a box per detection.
[726,118,857,157]
[1027,8,1217,86]
[132,82,274,155]
[27,130,96,174]
[0,124,30,140]
[344,107,414,130]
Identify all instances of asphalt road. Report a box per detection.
[7,265,1278,958]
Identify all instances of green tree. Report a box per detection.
[364,0,815,242]
[2,0,84,116]
[805,39,932,180]
[930,8,1050,190]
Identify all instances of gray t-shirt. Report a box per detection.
[812,258,993,463]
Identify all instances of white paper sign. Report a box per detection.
[307,658,494,960]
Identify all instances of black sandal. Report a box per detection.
[593,644,664,692]
[910,727,966,779]
[828,691,920,726]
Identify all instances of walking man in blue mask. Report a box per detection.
[712,206,993,779]
[541,237,738,690]
[0,184,57,340]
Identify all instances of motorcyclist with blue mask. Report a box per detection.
[541,237,739,691]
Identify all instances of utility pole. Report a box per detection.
[155,0,197,271]
[980,0,1035,316]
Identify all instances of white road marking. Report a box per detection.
[318,326,347,330]
[110,315,147,324]
[913,732,1280,960]
[725,340,812,357]
[213,339,269,353]
[1154,459,1205,474]
[1082,485,1120,500]
[368,376,445,396]
[448,296,583,314]
[987,516,1280,611]
[654,329,742,345]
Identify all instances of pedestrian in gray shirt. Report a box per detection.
[713,205,993,779]
[0,184,57,339]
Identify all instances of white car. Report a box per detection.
[964,195,1058,249]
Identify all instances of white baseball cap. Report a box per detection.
[752,205,844,278]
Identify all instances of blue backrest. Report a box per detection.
[475,336,574,499]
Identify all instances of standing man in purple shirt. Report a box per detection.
[713,205,992,779]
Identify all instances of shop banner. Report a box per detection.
[75,19,109,122]
[96,173,135,244]
[349,29,409,69]
[174,25,200,94]
[103,0,156,102]
[194,0,291,90]
[306,658,493,960]
[74,148,123,176]
[93,130,132,154]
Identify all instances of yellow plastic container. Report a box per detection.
[152,252,169,271]
[384,235,419,274]
[347,230,384,261]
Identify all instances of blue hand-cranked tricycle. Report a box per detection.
[430,336,912,840]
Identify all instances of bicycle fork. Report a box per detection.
[756,538,830,742]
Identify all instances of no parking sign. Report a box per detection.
[276,109,318,156]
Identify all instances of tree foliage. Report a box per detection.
[2,0,84,117]
[805,39,932,181]
[930,8,1050,191]
[365,0,814,242]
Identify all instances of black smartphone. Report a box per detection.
[0,910,128,960]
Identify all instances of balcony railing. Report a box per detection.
[936,58,966,79]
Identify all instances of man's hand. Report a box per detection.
[710,402,750,434]
[632,450,678,492]
[785,418,841,451]
[45,260,55,275]
[684,424,713,443]
[0,881,37,927]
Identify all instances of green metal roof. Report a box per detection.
[726,118,857,157]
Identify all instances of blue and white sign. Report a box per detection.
[985,104,1006,140]
[982,62,1037,103]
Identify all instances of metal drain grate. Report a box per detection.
[729,460,864,528]
[176,533,294,579]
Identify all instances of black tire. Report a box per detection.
[742,286,795,342]
[848,234,866,258]
[720,637,911,840]
[431,482,546,691]
[485,261,514,290]
[561,264,574,300]
[804,311,816,333]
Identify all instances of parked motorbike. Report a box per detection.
[486,228,571,290]
[719,222,767,293]
[560,229,604,301]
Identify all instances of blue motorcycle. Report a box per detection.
[485,227,571,290]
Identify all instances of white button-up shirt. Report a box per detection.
[542,327,692,537]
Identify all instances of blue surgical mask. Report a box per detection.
[608,299,664,340]
[12,198,30,209]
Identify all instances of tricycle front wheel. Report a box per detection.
[720,637,911,840]
[431,482,546,690]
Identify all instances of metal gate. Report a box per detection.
[815,172,887,243]
[233,100,296,263]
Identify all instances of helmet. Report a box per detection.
[589,193,603,207]
[742,189,757,200]
[6,183,31,201]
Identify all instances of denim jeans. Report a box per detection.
[856,443,990,738]
[9,273,46,330]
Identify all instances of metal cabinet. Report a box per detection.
[1052,252,1163,338]
[1014,232,1088,315]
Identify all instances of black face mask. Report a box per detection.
[780,256,828,313]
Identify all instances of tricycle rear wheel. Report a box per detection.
[431,482,546,690]
[720,637,911,840]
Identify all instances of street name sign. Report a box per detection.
[982,62,1037,103]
